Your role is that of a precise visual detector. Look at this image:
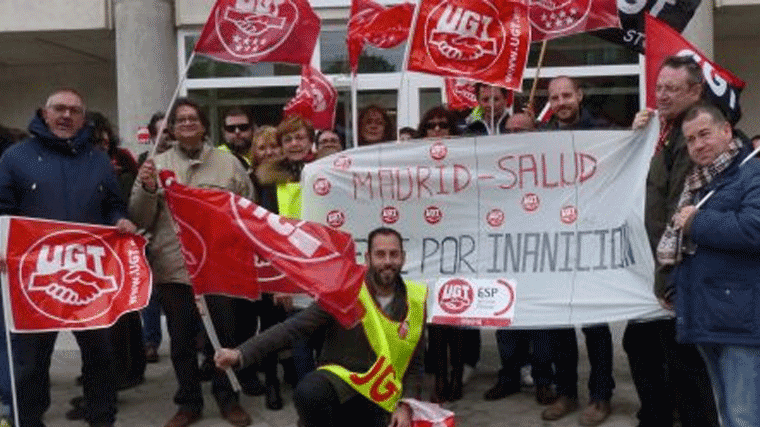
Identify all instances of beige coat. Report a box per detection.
[129,143,254,285]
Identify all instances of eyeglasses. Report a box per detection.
[48,104,84,116]
[175,115,200,124]
[223,123,251,133]
[424,120,449,130]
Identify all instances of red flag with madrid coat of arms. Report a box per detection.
[283,66,339,130]
[194,0,321,65]
[158,171,366,328]
[348,0,416,73]
[528,0,620,42]
[406,0,531,91]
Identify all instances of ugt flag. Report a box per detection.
[158,171,366,328]
[283,66,339,130]
[347,0,416,73]
[2,217,152,332]
[529,0,620,42]
[194,0,321,65]
[645,14,745,124]
[444,78,479,111]
[406,0,531,91]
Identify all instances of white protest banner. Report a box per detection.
[302,121,666,327]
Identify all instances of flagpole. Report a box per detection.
[528,40,548,114]
[149,51,197,159]
[197,295,242,391]
[351,73,359,148]
[0,217,19,427]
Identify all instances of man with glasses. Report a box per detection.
[626,55,719,427]
[220,108,255,166]
[0,88,137,427]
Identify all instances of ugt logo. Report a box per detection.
[425,0,505,74]
[217,0,298,59]
[529,0,591,35]
[20,231,124,323]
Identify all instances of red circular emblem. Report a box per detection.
[560,205,578,224]
[429,142,448,161]
[326,210,346,228]
[381,206,400,224]
[313,178,331,196]
[522,193,540,212]
[424,206,443,224]
[19,230,125,323]
[486,209,505,227]
[424,0,506,75]
[214,0,298,62]
[438,278,474,314]
[136,127,150,144]
[333,155,352,170]
[529,0,592,37]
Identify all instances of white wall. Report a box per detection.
[717,37,760,137]
[0,62,117,133]
[0,0,109,32]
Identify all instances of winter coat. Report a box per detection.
[673,142,760,346]
[0,111,125,225]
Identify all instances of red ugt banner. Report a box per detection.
[3,217,152,332]
[444,77,479,111]
[283,66,339,130]
[529,0,620,42]
[159,171,366,328]
[348,0,415,73]
[194,0,321,65]
[645,14,745,124]
[407,0,531,91]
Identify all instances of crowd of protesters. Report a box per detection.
[0,52,758,427]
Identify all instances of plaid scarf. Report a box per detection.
[656,138,743,265]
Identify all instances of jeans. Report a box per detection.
[141,287,162,347]
[494,329,553,388]
[698,344,760,427]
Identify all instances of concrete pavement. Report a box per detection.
[43,321,641,427]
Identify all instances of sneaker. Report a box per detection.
[520,365,534,387]
[579,400,612,426]
[483,382,520,401]
[541,395,579,421]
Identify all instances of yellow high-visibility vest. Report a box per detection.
[320,280,426,412]
[276,182,302,219]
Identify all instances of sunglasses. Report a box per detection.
[224,123,251,133]
[424,120,449,130]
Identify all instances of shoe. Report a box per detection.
[579,400,612,426]
[265,382,283,410]
[536,385,557,405]
[89,423,114,427]
[221,403,252,427]
[164,409,202,427]
[70,395,85,408]
[483,382,520,401]
[520,365,534,387]
[145,344,159,363]
[66,406,86,421]
[541,396,579,421]
[461,364,475,385]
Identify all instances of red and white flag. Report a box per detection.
[348,0,415,73]
[194,0,321,65]
[158,171,366,328]
[401,399,456,427]
[2,217,152,332]
[529,0,619,42]
[444,78,479,111]
[645,14,745,124]
[283,66,339,130]
[406,0,531,91]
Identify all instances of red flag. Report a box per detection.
[529,0,620,42]
[283,66,339,130]
[444,78,479,111]
[194,0,321,65]
[158,171,366,327]
[645,14,745,124]
[3,217,152,332]
[406,0,530,91]
[348,0,415,73]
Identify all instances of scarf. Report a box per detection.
[656,138,743,265]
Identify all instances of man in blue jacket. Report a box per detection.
[663,102,760,427]
[0,88,136,427]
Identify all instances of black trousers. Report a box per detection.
[623,318,718,427]
[158,283,238,413]
[13,328,116,427]
[293,370,388,427]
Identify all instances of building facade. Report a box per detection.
[0,0,758,153]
